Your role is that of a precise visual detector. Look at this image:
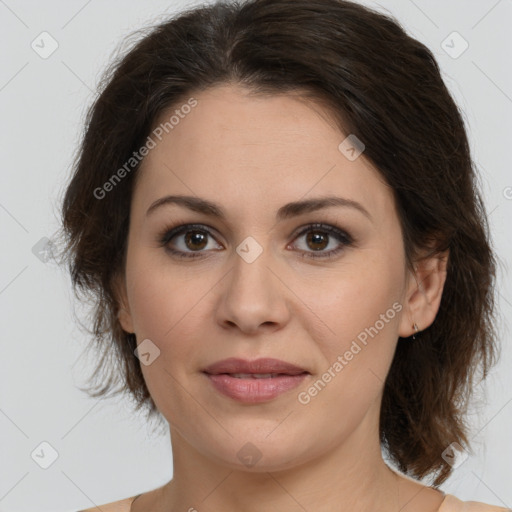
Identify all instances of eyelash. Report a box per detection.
[157,222,354,260]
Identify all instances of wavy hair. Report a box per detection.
[56,0,499,486]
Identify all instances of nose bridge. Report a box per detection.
[230,234,275,300]
[216,233,289,332]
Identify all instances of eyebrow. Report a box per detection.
[145,194,372,221]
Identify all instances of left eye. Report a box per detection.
[291,224,352,258]
[158,223,353,260]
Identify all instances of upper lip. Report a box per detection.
[203,357,309,375]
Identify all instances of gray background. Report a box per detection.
[1,0,511,510]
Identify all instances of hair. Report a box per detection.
[56,0,500,486]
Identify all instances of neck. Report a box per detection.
[160,419,399,512]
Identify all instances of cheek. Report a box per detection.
[126,246,188,335]
[127,275,172,338]
[125,251,213,368]
[297,248,404,402]
[297,247,403,345]
[297,299,401,439]
[125,260,206,418]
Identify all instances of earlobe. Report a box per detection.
[399,250,449,339]
[118,306,134,334]
[112,273,134,334]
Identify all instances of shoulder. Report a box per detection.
[440,494,510,512]
[77,495,140,512]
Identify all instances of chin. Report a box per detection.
[194,428,319,473]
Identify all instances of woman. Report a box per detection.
[59,0,509,510]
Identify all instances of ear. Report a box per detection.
[398,249,449,338]
[112,272,134,334]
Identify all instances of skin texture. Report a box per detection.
[116,84,448,512]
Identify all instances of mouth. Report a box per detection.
[202,357,309,376]
[223,372,307,379]
[203,373,309,403]
[202,358,310,403]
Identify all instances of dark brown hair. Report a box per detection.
[56,0,499,486]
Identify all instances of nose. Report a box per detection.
[214,241,291,335]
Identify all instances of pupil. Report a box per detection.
[308,231,327,251]
[186,231,207,250]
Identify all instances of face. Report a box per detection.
[116,84,430,472]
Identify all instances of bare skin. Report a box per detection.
[129,472,446,512]
[114,84,449,512]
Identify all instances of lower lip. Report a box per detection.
[204,373,309,403]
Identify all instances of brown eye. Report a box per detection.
[159,224,222,259]
[159,222,353,261]
[305,230,329,251]
[291,223,353,260]
[183,230,209,251]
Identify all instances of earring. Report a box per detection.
[412,323,419,340]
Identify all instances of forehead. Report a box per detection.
[133,84,394,224]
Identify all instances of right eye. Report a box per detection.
[158,223,223,259]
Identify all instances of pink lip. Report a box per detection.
[202,357,308,375]
[202,357,310,403]
[205,373,309,403]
